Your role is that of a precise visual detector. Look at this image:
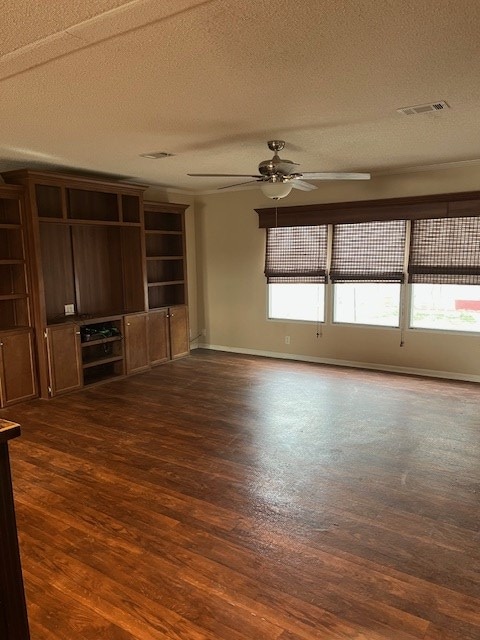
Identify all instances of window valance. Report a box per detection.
[256,190,480,228]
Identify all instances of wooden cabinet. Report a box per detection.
[0,171,191,402]
[147,306,189,365]
[0,330,36,407]
[2,170,148,398]
[0,186,37,406]
[144,202,190,364]
[147,309,170,365]
[125,313,149,374]
[169,305,189,359]
[46,324,82,396]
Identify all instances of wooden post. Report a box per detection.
[0,419,30,640]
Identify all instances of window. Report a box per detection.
[334,283,401,326]
[260,199,480,334]
[411,284,480,332]
[409,217,480,332]
[269,283,325,322]
[331,220,406,326]
[265,226,327,322]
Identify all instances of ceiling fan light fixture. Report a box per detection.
[260,181,293,200]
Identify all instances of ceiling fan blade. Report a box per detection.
[187,173,262,178]
[291,180,317,191]
[301,172,371,180]
[217,180,261,190]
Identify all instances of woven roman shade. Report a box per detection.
[408,217,480,284]
[265,226,328,283]
[330,220,407,282]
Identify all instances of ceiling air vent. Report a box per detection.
[397,101,450,116]
[140,151,175,159]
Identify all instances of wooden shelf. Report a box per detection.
[0,294,27,301]
[146,256,183,261]
[39,218,141,227]
[147,280,184,287]
[0,223,21,229]
[145,230,183,235]
[81,335,122,348]
[146,255,183,260]
[0,324,31,332]
[83,368,124,386]
[82,355,124,369]
[0,259,24,265]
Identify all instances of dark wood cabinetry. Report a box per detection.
[147,309,170,365]
[144,202,188,311]
[3,170,147,398]
[169,305,190,359]
[1,171,190,401]
[147,305,189,365]
[144,201,190,365]
[46,324,82,396]
[125,313,149,374]
[0,186,37,407]
[0,329,36,406]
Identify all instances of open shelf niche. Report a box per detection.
[143,201,188,310]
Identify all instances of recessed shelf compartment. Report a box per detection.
[0,298,30,330]
[80,317,124,382]
[0,198,21,224]
[67,188,119,221]
[0,228,24,261]
[147,258,184,283]
[144,211,182,231]
[145,233,183,257]
[122,195,141,223]
[83,360,124,386]
[0,264,27,296]
[35,184,63,218]
[148,283,185,309]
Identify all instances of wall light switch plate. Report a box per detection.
[64,304,75,316]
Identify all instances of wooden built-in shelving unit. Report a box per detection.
[0,171,190,402]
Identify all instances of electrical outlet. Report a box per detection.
[64,304,75,316]
[284,336,290,345]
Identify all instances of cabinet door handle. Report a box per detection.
[75,331,81,335]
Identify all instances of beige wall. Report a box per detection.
[193,164,480,381]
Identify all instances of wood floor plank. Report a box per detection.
[2,350,480,639]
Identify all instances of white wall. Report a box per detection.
[193,164,480,381]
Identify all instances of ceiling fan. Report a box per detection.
[188,140,371,199]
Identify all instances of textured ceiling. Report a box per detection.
[1,0,480,193]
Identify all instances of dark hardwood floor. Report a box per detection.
[2,349,480,639]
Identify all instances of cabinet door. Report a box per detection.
[46,325,82,396]
[147,310,170,366]
[0,330,37,407]
[124,313,149,374]
[169,305,189,360]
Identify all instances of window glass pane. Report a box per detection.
[410,284,480,332]
[269,283,325,322]
[334,283,401,327]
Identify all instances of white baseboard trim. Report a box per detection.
[193,343,480,383]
